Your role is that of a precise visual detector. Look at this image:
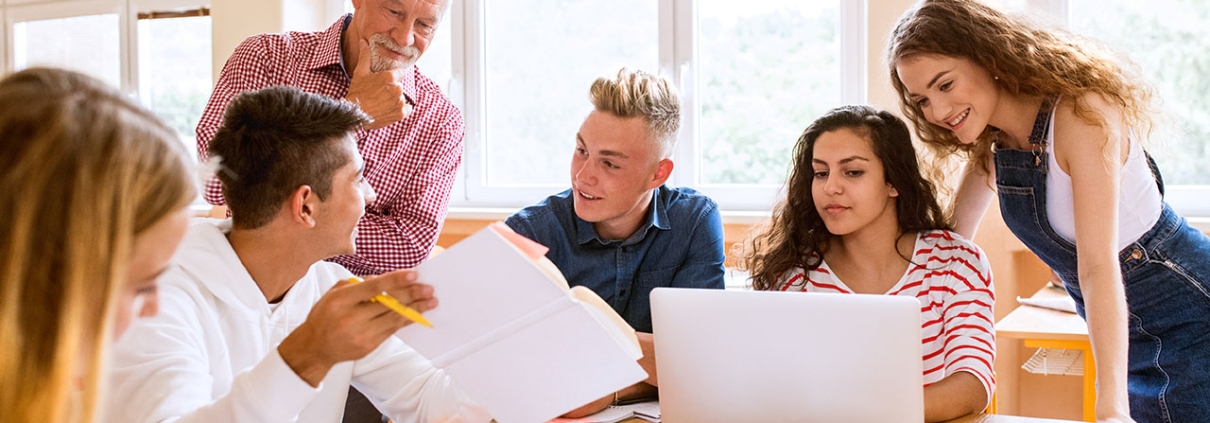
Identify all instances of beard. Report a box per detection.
[369,33,420,73]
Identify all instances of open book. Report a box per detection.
[396,222,648,423]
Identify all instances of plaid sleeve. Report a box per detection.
[333,112,464,275]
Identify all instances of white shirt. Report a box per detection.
[104,219,491,423]
[1043,108,1162,250]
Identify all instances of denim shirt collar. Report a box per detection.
[574,187,672,247]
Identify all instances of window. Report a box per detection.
[697,0,841,186]
[481,0,659,187]
[1066,0,1210,214]
[5,0,213,154]
[4,0,214,207]
[456,0,863,209]
[137,9,213,150]
[12,13,122,88]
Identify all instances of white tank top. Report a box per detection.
[1043,109,1162,250]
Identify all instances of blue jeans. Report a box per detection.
[994,116,1210,421]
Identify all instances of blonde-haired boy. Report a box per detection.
[506,68,725,416]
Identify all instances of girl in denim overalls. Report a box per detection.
[886,1,1210,422]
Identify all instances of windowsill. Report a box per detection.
[445,207,772,225]
[448,207,1210,234]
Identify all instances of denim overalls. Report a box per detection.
[994,97,1210,422]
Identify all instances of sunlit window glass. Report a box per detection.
[138,12,213,154]
[697,0,841,185]
[483,0,659,186]
[13,14,121,88]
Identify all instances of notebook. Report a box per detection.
[395,223,647,423]
[651,288,924,423]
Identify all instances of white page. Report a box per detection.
[398,227,569,357]
[443,303,648,423]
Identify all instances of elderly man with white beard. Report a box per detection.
[196,0,462,278]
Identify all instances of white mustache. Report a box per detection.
[370,34,419,60]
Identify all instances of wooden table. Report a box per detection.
[995,285,1093,422]
[943,414,1080,423]
[613,413,1077,423]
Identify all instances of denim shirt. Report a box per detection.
[505,185,726,333]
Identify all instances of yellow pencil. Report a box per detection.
[347,277,434,328]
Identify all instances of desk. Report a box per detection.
[995,286,1092,422]
[612,413,1077,423]
[943,414,1080,423]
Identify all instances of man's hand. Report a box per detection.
[636,332,657,386]
[561,382,658,419]
[277,270,437,386]
[346,39,411,130]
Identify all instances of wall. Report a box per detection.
[209,0,331,82]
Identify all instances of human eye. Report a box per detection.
[845,169,865,177]
[603,160,620,170]
[939,81,953,92]
[575,147,587,156]
[915,97,930,108]
[417,21,435,35]
[812,170,828,179]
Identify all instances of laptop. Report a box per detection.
[651,288,924,423]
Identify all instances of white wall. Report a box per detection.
[209,0,333,84]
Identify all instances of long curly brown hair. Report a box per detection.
[886,0,1154,175]
[740,105,951,291]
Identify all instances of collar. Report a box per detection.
[319,14,419,106]
[307,14,350,72]
[574,186,671,246]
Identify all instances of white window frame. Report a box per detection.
[127,0,213,98]
[450,0,869,211]
[0,6,6,74]
[5,0,130,89]
[4,0,211,97]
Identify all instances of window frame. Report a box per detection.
[128,0,213,100]
[5,0,130,89]
[449,0,868,211]
[0,7,6,74]
[4,0,212,96]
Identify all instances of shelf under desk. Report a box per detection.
[995,286,1093,422]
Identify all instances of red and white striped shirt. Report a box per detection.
[197,15,463,276]
[777,230,996,403]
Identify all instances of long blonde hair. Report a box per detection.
[886,0,1155,175]
[0,68,196,423]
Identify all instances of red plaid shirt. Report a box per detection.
[197,15,463,275]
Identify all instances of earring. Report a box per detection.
[994,76,1000,80]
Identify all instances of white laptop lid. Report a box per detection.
[651,288,924,423]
